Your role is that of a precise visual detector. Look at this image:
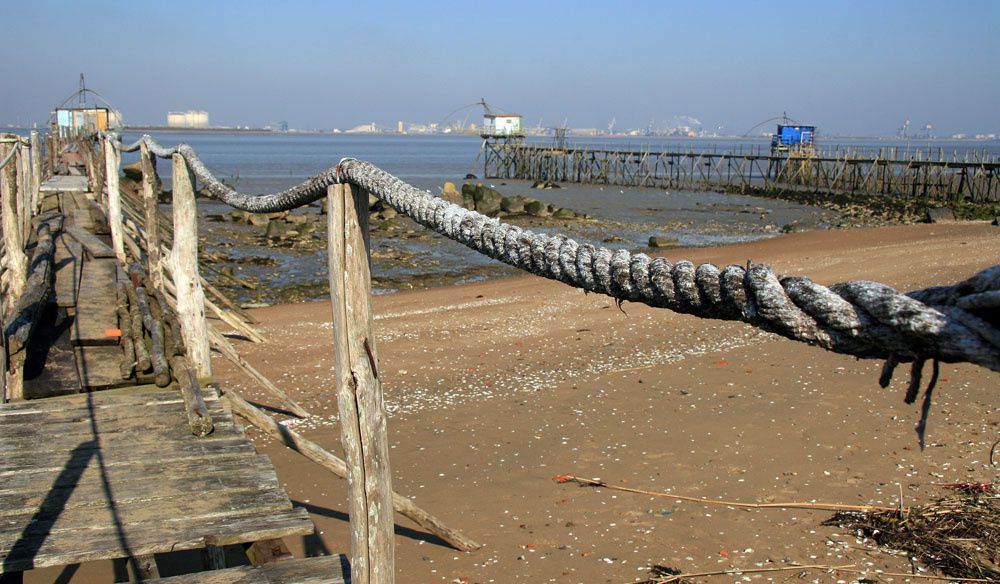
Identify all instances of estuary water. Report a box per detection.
[11,128,996,299]
[108,131,848,300]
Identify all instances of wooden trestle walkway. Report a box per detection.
[1,142,349,582]
[482,139,1000,202]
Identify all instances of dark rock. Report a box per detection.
[473,185,503,216]
[648,236,680,248]
[500,196,524,214]
[552,208,576,219]
[465,173,477,179]
[532,180,562,189]
[440,182,463,206]
[924,207,957,224]
[286,213,316,225]
[460,183,477,210]
[123,161,144,181]
[524,200,547,217]
[265,219,290,240]
[992,217,999,226]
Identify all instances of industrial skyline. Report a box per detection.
[2,1,997,137]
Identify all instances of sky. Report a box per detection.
[2,0,998,136]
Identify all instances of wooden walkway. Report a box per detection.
[0,166,347,581]
[0,386,313,573]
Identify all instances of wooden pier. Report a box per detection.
[0,134,353,582]
[1,128,484,583]
[482,140,1000,202]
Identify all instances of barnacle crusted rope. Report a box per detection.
[123,135,1000,374]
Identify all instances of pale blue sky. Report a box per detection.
[2,0,997,135]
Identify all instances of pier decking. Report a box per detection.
[0,386,314,573]
[0,143,347,582]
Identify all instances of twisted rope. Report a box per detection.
[119,134,1000,374]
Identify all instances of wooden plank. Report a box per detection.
[0,437,256,475]
[145,555,349,584]
[39,175,89,194]
[75,345,131,389]
[65,224,114,259]
[0,468,282,520]
[0,507,313,573]
[0,401,231,446]
[0,384,218,413]
[71,257,119,346]
[0,390,225,427]
[0,486,294,534]
[0,418,238,455]
[0,453,274,495]
[53,233,83,308]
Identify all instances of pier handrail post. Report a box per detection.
[1,140,27,315]
[15,143,30,245]
[327,182,395,584]
[139,141,164,291]
[170,153,212,378]
[103,136,127,265]
[29,131,41,214]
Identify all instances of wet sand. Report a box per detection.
[27,222,999,583]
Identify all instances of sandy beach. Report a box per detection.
[204,221,998,583]
[26,222,998,583]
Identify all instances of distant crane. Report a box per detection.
[607,117,616,134]
[897,117,911,139]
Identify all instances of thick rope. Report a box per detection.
[118,134,1000,374]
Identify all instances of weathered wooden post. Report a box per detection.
[171,153,212,378]
[139,141,163,290]
[1,141,27,314]
[103,137,127,264]
[29,131,41,214]
[327,182,395,584]
[15,143,30,245]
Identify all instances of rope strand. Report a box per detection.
[116,134,1000,374]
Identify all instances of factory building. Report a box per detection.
[167,110,210,128]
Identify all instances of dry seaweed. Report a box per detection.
[825,485,1000,581]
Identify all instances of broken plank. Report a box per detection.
[65,225,114,259]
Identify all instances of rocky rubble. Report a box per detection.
[440,182,586,220]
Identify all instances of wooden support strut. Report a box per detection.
[224,389,480,552]
[327,182,395,584]
[103,137,127,265]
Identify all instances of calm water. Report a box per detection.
[111,131,1000,194]
[8,128,997,297]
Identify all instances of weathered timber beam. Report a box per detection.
[224,389,481,552]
